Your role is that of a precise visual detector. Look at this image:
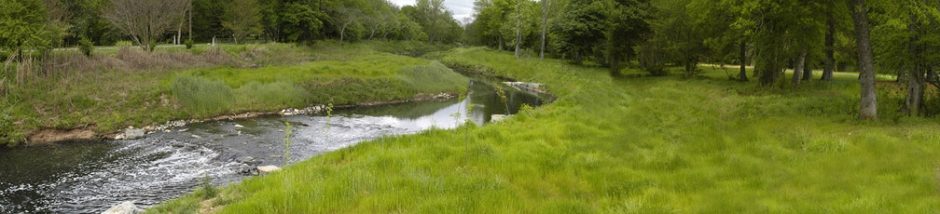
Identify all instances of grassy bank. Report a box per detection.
[0,42,467,146]
[149,47,940,213]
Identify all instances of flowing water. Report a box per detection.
[0,79,548,214]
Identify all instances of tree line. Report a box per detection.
[467,0,940,120]
[0,0,463,53]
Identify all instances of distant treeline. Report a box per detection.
[0,0,463,52]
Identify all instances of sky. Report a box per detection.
[389,0,476,23]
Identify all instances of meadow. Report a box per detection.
[0,42,467,146]
[149,47,940,213]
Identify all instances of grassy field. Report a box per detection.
[0,42,467,146]
[149,47,940,213]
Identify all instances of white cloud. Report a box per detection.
[388,0,475,23]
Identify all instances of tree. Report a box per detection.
[280,2,325,42]
[1,0,58,83]
[333,7,362,42]
[850,0,878,120]
[104,0,189,51]
[606,0,650,76]
[539,0,549,59]
[222,0,264,44]
[551,0,606,64]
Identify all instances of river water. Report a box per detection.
[0,79,547,213]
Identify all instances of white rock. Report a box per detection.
[101,201,143,214]
[234,124,244,128]
[257,165,281,174]
[123,128,146,140]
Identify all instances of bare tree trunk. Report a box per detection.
[792,51,807,85]
[739,40,748,81]
[822,6,835,81]
[539,0,548,60]
[850,0,878,120]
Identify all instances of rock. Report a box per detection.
[123,127,146,140]
[257,165,281,174]
[234,124,244,128]
[101,201,143,214]
[235,156,261,165]
[491,114,510,122]
[236,164,259,176]
[504,82,546,94]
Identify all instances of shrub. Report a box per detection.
[78,37,94,57]
[185,39,194,49]
[172,76,235,116]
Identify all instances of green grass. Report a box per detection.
[148,47,940,213]
[0,42,467,146]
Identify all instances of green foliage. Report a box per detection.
[0,0,57,52]
[78,37,94,56]
[185,39,194,49]
[172,76,236,116]
[222,0,264,43]
[550,0,607,64]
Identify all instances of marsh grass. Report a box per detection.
[150,47,940,213]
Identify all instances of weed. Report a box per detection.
[283,121,293,164]
[201,172,217,199]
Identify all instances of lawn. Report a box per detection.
[148,47,940,213]
[0,42,467,146]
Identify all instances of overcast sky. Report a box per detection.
[389,0,476,23]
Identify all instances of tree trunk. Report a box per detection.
[539,0,548,60]
[340,24,347,42]
[802,60,813,80]
[177,22,183,45]
[739,40,748,81]
[188,4,193,41]
[904,12,926,116]
[792,51,807,85]
[822,6,835,81]
[498,36,503,51]
[514,25,522,58]
[850,0,878,120]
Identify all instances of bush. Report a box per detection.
[172,76,235,116]
[79,37,94,57]
[185,39,194,49]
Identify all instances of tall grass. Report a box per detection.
[172,76,235,116]
[150,47,940,213]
